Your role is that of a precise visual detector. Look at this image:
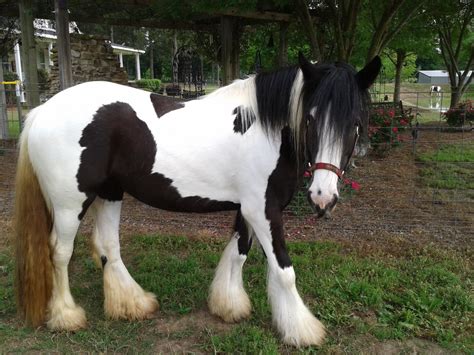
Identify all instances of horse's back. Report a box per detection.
[25,82,155,203]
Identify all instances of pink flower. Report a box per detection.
[400,119,408,126]
[392,127,398,133]
[351,181,361,191]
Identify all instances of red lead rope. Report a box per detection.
[306,162,361,191]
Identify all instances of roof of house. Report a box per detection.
[419,70,473,77]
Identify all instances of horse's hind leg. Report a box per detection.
[47,209,87,330]
[208,210,252,322]
[91,198,158,320]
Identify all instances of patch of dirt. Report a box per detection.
[362,338,454,355]
[1,130,472,258]
[154,309,234,354]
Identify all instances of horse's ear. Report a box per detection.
[298,51,318,79]
[356,56,382,90]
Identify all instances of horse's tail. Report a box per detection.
[14,110,54,327]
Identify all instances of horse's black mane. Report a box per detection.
[254,62,370,139]
[255,65,299,133]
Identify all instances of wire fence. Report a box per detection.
[0,84,473,245]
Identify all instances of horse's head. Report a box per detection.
[298,54,381,217]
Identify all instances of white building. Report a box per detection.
[2,19,145,83]
[418,70,473,85]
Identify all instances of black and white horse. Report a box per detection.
[15,54,380,347]
[430,85,442,97]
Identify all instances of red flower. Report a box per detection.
[400,119,408,126]
[384,119,391,125]
[392,127,398,133]
[303,171,312,178]
[351,181,361,191]
[388,109,395,118]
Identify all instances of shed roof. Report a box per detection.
[419,70,473,78]
[418,70,449,77]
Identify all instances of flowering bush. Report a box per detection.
[368,105,414,149]
[443,100,474,127]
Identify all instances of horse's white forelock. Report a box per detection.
[289,70,305,154]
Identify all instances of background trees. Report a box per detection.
[429,0,473,107]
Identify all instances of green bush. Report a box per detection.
[37,68,50,92]
[135,79,161,92]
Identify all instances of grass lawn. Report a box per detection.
[3,107,26,139]
[417,143,474,198]
[0,234,472,353]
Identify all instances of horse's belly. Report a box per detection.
[122,171,240,213]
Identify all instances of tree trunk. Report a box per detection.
[278,22,288,67]
[149,44,154,79]
[221,16,240,85]
[393,49,405,103]
[294,0,321,62]
[172,31,178,84]
[221,16,232,85]
[450,89,461,109]
[231,20,241,79]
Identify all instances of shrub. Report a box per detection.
[135,79,161,93]
[369,106,414,150]
[443,100,474,127]
[37,68,50,92]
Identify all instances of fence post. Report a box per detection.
[19,0,40,108]
[55,0,73,90]
[0,65,9,140]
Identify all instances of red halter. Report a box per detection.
[307,162,344,179]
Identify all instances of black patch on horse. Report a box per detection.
[76,101,238,220]
[101,255,108,268]
[264,127,300,269]
[149,93,184,117]
[235,209,253,255]
[232,106,256,134]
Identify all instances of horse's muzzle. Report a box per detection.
[308,193,338,218]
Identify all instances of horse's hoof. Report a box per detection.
[278,311,325,347]
[208,288,252,323]
[105,289,159,320]
[47,304,87,331]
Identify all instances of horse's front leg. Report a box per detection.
[208,210,253,322]
[241,202,325,347]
